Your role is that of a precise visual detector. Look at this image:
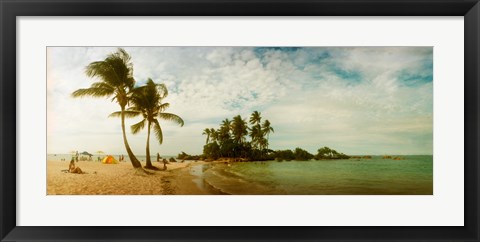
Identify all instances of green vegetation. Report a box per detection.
[274,149,295,161]
[177,151,201,161]
[273,148,315,161]
[273,147,348,161]
[202,111,274,161]
[294,147,315,160]
[315,146,349,160]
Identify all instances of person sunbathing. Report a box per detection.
[69,160,83,174]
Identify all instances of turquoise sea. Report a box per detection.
[201,156,433,195]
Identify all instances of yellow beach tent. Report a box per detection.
[102,155,119,164]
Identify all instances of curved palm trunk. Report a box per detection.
[121,106,142,168]
[144,121,161,170]
[145,121,154,169]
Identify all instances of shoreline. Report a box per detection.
[170,163,228,195]
[46,160,226,195]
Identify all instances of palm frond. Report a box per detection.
[153,119,164,144]
[116,48,132,66]
[159,113,184,126]
[157,83,168,98]
[109,111,141,118]
[85,61,120,87]
[158,103,170,112]
[132,85,148,95]
[250,111,261,124]
[71,87,114,98]
[126,106,143,112]
[202,128,211,135]
[131,119,146,134]
[85,48,135,89]
[90,81,115,90]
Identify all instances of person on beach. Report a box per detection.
[69,159,83,174]
[157,153,160,162]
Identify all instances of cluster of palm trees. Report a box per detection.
[202,111,274,160]
[249,111,274,150]
[72,48,184,170]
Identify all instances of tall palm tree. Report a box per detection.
[209,128,218,143]
[249,111,263,149]
[218,118,232,142]
[261,119,275,149]
[231,115,248,144]
[202,128,211,144]
[249,111,262,125]
[258,137,268,151]
[261,119,274,148]
[112,78,184,170]
[249,124,262,149]
[72,48,142,168]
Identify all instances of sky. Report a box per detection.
[47,47,433,156]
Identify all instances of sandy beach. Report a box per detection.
[47,160,221,195]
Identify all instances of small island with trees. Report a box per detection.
[176,111,349,162]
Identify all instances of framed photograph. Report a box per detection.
[1,0,479,241]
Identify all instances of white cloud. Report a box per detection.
[47,47,433,156]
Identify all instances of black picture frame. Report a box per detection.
[1,0,479,241]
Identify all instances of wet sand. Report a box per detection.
[47,160,221,195]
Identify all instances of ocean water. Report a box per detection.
[202,156,433,195]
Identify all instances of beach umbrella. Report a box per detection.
[80,151,93,156]
[96,150,105,161]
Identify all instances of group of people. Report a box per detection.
[65,152,167,174]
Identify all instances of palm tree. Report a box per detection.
[249,111,263,149]
[72,48,142,168]
[249,111,262,125]
[249,124,262,149]
[261,119,274,149]
[218,118,232,142]
[202,128,211,144]
[209,128,218,143]
[231,115,248,144]
[258,137,268,151]
[112,78,184,170]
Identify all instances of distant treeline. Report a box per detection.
[177,151,202,161]
[274,147,350,161]
[177,146,349,162]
